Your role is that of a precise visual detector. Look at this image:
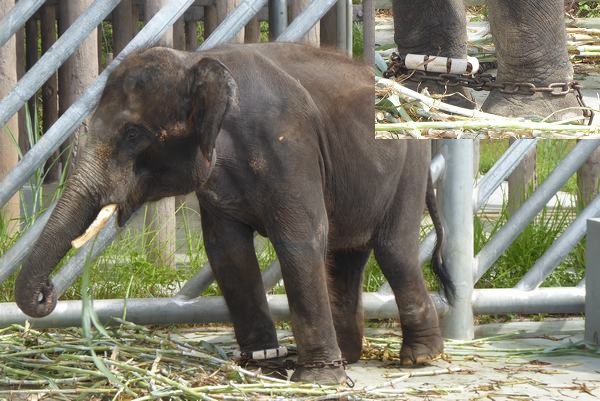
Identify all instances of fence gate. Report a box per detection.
[0,1,598,345]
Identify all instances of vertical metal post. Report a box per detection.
[586,218,600,345]
[438,140,474,340]
[268,0,287,40]
[362,0,374,65]
[346,0,352,56]
[335,0,346,51]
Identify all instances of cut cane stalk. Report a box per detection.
[71,204,118,249]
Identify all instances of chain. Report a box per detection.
[383,53,594,124]
[239,357,354,387]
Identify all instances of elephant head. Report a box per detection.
[15,47,238,318]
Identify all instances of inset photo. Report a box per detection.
[375,1,599,139]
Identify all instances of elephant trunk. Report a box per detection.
[15,174,102,318]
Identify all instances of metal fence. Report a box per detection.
[0,0,598,344]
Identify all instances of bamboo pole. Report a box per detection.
[112,0,134,55]
[290,0,320,46]
[173,15,185,49]
[40,4,60,183]
[508,138,537,216]
[217,0,244,43]
[25,17,38,148]
[144,0,176,269]
[0,0,19,234]
[320,3,336,47]
[58,0,99,169]
[577,144,600,210]
[16,27,26,156]
[184,20,197,50]
[245,15,260,43]
[204,5,217,37]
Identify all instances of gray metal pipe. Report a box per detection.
[515,192,600,291]
[0,204,54,285]
[346,0,352,56]
[175,265,215,299]
[0,0,196,208]
[439,140,474,340]
[0,287,582,329]
[262,260,283,290]
[475,139,600,282]
[268,0,287,39]
[474,139,539,212]
[276,0,337,42]
[430,153,446,185]
[0,0,121,128]
[472,287,584,315]
[0,292,449,329]
[198,0,268,50]
[585,218,600,345]
[336,0,347,52]
[0,0,46,48]
[176,235,270,299]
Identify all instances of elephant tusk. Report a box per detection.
[71,204,118,249]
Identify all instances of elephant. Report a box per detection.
[14,42,453,384]
[392,0,583,120]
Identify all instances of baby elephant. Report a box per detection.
[15,43,453,384]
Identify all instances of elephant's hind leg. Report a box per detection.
[373,240,443,366]
[327,249,371,363]
[482,0,583,121]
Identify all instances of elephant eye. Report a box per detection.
[125,125,139,142]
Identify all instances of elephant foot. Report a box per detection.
[482,89,585,122]
[290,365,348,385]
[240,358,289,380]
[399,329,443,366]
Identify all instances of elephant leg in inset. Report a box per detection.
[327,249,371,364]
[199,209,285,377]
[483,0,582,120]
[392,0,473,107]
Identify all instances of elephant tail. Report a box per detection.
[426,173,455,305]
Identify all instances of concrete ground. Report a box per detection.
[183,320,600,400]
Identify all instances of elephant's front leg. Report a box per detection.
[483,0,583,120]
[200,210,285,378]
[392,0,473,108]
[267,207,346,385]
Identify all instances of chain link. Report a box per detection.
[383,53,594,124]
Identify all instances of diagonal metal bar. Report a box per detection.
[0,0,195,208]
[0,0,121,128]
[276,0,338,42]
[0,204,55,285]
[53,215,121,296]
[198,0,268,50]
[0,0,46,48]
[515,191,600,291]
[475,139,600,283]
[474,139,539,212]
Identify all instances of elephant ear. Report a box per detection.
[188,57,238,161]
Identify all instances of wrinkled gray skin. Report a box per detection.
[393,0,582,120]
[15,43,450,384]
